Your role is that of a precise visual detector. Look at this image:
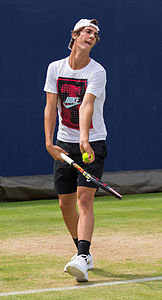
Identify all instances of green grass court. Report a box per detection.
[0,193,162,299]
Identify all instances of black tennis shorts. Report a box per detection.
[54,140,107,194]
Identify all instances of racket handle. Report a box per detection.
[60,153,74,165]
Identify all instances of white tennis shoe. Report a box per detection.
[64,253,93,272]
[64,254,91,282]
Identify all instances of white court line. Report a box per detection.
[0,277,161,297]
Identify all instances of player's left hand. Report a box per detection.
[80,141,95,163]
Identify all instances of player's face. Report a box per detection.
[73,26,98,51]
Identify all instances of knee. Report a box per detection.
[77,188,95,213]
[77,195,93,213]
[59,193,77,213]
[59,200,69,212]
[59,197,76,213]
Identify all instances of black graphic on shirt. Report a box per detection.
[57,77,93,130]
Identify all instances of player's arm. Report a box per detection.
[44,92,68,161]
[79,92,95,162]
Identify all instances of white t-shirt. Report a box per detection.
[44,56,107,143]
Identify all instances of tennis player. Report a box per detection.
[44,18,107,282]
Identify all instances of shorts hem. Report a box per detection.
[56,189,77,195]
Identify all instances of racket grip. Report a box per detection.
[60,153,74,165]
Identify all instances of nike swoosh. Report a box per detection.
[86,179,91,182]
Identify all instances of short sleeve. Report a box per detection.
[44,63,57,93]
[86,69,107,97]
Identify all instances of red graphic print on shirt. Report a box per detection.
[57,77,93,130]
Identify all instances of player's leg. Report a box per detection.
[77,186,96,243]
[60,187,96,253]
[76,141,107,247]
[64,187,96,282]
[58,192,79,239]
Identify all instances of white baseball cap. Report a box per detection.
[73,19,100,32]
[68,19,100,50]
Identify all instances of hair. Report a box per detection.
[69,19,100,50]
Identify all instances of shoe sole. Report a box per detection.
[64,260,93,272]
[66,265,88,282]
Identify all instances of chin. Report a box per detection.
[84,43,92,50]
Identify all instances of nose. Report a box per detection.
[89,32,95,39]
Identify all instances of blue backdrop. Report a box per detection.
[0,0,161,176]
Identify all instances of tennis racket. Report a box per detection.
[60,153,122,200]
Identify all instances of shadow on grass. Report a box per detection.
[75,268,161,286]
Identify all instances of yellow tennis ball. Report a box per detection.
[82,152,93,162]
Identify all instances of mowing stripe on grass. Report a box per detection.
[0,277,161,297]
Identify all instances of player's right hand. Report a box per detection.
[46,144,68,162]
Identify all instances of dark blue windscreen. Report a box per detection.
[0,0,161,176]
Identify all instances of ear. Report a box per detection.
[72,32,78,40]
